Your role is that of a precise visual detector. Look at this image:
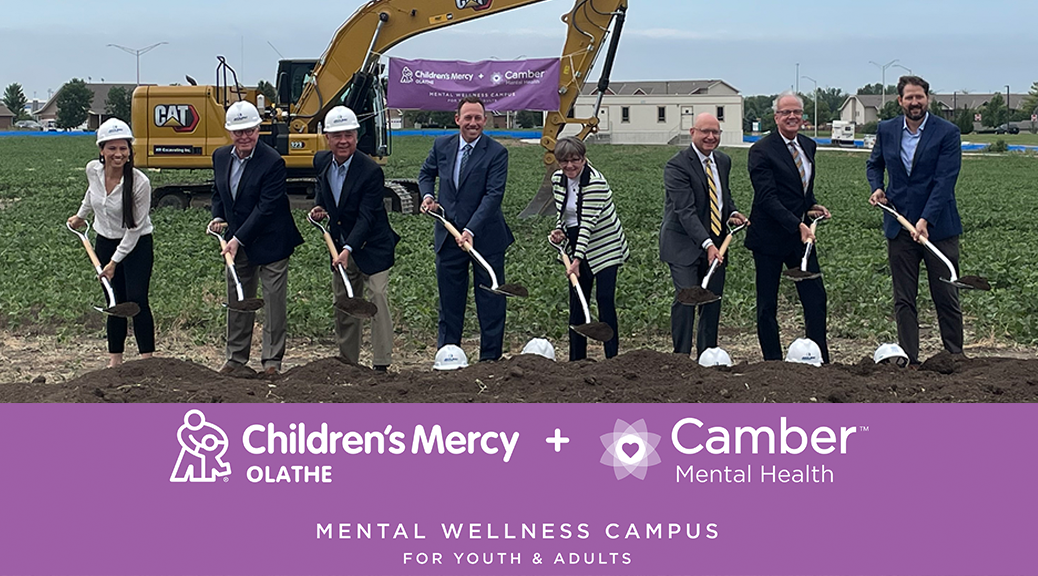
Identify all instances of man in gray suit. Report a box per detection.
[661,113,747,358]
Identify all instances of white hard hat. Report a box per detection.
[224,101,262,131]
[433,345,469,371]
[96,118,134,145]
[324,106,360,132]
[520,338,556,361]
[785,338,823,367]
[698,347,732,367]
[874,343,909,368]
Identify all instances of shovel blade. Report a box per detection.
[228,298,265,312]
[571,322,614,342]
[334,297,378,319]
[480,283,529,298]
[677,286,720,306]
[943,275,991,291]
[782,269,822,282]
[98,302,141,318]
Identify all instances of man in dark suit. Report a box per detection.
[208,100,303,376]
[309,106,400,370]
[419,95,513,361]
[867,75,963,364]
[745,92,832,363]
[661,112,747,358]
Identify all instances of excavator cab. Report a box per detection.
[275,59,319,107]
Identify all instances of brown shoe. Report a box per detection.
[218,365,236,375]
[264,366,280,377]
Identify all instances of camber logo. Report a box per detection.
[600,419,661,480]
[154,104,200,133]
[170,409,231,483]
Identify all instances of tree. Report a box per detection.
[953,107,974,134]
[515,110,542,129]
[981,92,1007,127]
[743,94,776,132]
[879,99,902,120]
[104,86,132,124]
[1020,81,1038,118]
[3,83,29,121]
[856,83,897,96]
[816,87,847,123]
[56,78,93,129]
[257,79,276,103]
[929,97,946,118]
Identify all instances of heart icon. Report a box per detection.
[615,433,646,466]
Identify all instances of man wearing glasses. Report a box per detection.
[744,92,832,363]
[661,113,747,360]
[209,100,303,376]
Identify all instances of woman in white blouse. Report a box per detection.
[67,118,155,368]
[549,137,630,361]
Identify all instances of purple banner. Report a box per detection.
[1,404,1035,575]
[387,57,561,111]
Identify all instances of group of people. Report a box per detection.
[71,74,965,371]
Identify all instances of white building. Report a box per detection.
[568,80,744,146]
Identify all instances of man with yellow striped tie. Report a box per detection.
[745,92,832,363]
[661,113,747,360]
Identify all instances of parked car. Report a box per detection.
[995,123,1020,135]
[14,120,43,131]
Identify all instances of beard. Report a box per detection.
[905,104,927,121]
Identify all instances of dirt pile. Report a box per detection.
[2,350,1037,403]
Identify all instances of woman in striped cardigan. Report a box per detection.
[549,137,630,361]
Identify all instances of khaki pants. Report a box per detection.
[333,259,393,366]
[225,252,290,370]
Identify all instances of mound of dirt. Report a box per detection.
[3,350,1038,403]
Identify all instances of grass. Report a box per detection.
[2,135,1038,351]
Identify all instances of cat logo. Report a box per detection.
[154,104,200,133]
[456,0,492,11]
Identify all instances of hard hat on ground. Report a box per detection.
[874,343,909,367]
[433,345,468,371]
[324,106,361,132]
[224,101,262,131]
[96,118,134,145]
[785,338,823,367]
[698,347,732,367]
[520,338,556,361]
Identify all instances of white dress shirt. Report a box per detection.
[692,146,724,249]
[77,160,153,263]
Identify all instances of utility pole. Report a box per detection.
[869,59,898,111]
[795,63,800,94]
[802,75,818,139]
[1006,84,1011,125]
[107,42,169,85]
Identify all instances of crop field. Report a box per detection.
[1,134,1037,359]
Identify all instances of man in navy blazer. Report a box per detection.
[745,92,831,363]
[310,106,400,370]
[419,95,513,361]
[208,101,303,376]
[867,75,964,364]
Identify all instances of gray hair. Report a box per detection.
[773,91,804,111]
[554,137,586,161]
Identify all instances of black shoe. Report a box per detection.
[374,365,389,373]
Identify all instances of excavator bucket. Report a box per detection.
[519,163,560,219]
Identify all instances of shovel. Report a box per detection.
[206,224,264,311]
[875,202,990,290]
[425,206,528,297]
[677,221,748,306]
[306,213,378,319]
[65,221,140,318]
[548,237,614,342]
[783,214,827,282]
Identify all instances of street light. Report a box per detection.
[869,59,899,111]
[1006,85,1011,123]
[892,64,913,76]
[106,42,168,85]
[801,75,818,139]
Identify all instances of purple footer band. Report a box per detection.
[0,404,1033,576]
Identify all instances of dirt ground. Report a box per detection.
[2,322,1037,403]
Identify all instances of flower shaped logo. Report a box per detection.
[600,419,661,480]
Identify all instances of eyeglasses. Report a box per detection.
[558,157,585,165]
[232,128,258,137]
[776,109,804,117]
[695,129,722,137]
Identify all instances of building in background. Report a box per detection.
[567,80,744,146]
[33,82,139,130]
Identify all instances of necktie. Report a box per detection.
[704,158,721,236]
[459,143,472,182]
[788,142,808,192]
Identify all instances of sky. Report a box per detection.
[3,0,1036,103]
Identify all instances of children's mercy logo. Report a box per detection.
[170,409,231,482]
[400,67,414,84]
[600,419,661,480]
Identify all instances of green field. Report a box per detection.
[2,135,1037,351]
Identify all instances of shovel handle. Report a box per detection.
[558,251,582,289]
[214,236,236,269]
[78,235,104,272]
[320,230,339,258]
[716,233,735,259]
[440,218,473,252]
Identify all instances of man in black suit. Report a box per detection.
[208,100,303,376]
[745,92,832,363]
[309,106,400,370]
[419,95,513,361]
[661,112,747,358]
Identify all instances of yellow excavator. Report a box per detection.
[132,0,627,216]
